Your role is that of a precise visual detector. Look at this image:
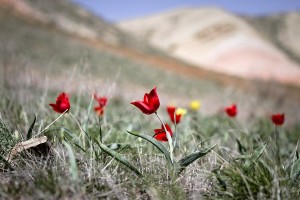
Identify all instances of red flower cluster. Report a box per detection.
[224,104,237,118]
[153,124,173,142]
[271,113,285,126]
[167,106,182,124]
[49,92,70,113]
[94,94,108,117]
[131,87,160,115]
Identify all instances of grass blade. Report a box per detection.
[62,141,79,184]
[290,158,300,181]
[83,95,94,133]
[27,116,36,140]
[236,138,247,154]
[95,140,142,176]
[126,131,172,164]
[175,143,217,174]
[243,142,268,169]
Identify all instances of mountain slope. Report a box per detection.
[117,7,300,86]
[0,0,165,56]
[244,12,300,64]
[0,0,266,90]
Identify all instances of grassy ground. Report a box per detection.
[0,85,300,199]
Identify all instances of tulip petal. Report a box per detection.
[154,132,168,142]
[131,87,160,115]
[131,101,152,115]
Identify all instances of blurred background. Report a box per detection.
[0,0,300,125]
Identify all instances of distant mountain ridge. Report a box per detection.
[244,11,300,64]
[117,7,300,86]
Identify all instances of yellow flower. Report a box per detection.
[176,108,187,116]
[190,100,201,111]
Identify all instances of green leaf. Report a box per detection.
[243,142,268,169]
[290,158,300,180]
[27,116,36,140]
[175,143,217,174]
[95,140,142,176]
[126,131,172,164]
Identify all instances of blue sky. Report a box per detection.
[72,0,300,22]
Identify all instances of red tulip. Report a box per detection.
[94,94,108,116]
[153,123,173,142]
[167,106,182,124]
[49,92,70,113]
[94,106,104,116]
[224,104,237,117]
[131,87,160,115]
[94,94,107,107]
[271,113,285,126]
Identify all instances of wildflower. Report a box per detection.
[153,123,173,142]
[190,100,201,111]
[94,94,107,107]
[224,104,237,117]
[167,106,187,124]
[271,113,285,126]
[94,106,104,116]
[94,95,108,116]
[131,87,160,115]
[177,108,187,116]
[49,92,70,113]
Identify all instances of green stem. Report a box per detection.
[274,125,281,166]
[173,111,178,149]
[155,112,174,164]
[99,117,102,143]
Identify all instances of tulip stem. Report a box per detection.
[98,117,103,143]
[35,109,68,137]
[274,125,281,166]
[155,112,174,164]
[173,111,178,149]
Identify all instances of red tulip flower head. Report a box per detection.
[224,104,237,117]
[153,123,173,142]
[49,92,70,113]
[94,94,108,116]
[94,94,107,107]
[131,87,160,115]
[167,106,182,124]
[271,113,285,126]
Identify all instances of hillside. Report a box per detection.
[117,7,300,86]
[244,12,300,64]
